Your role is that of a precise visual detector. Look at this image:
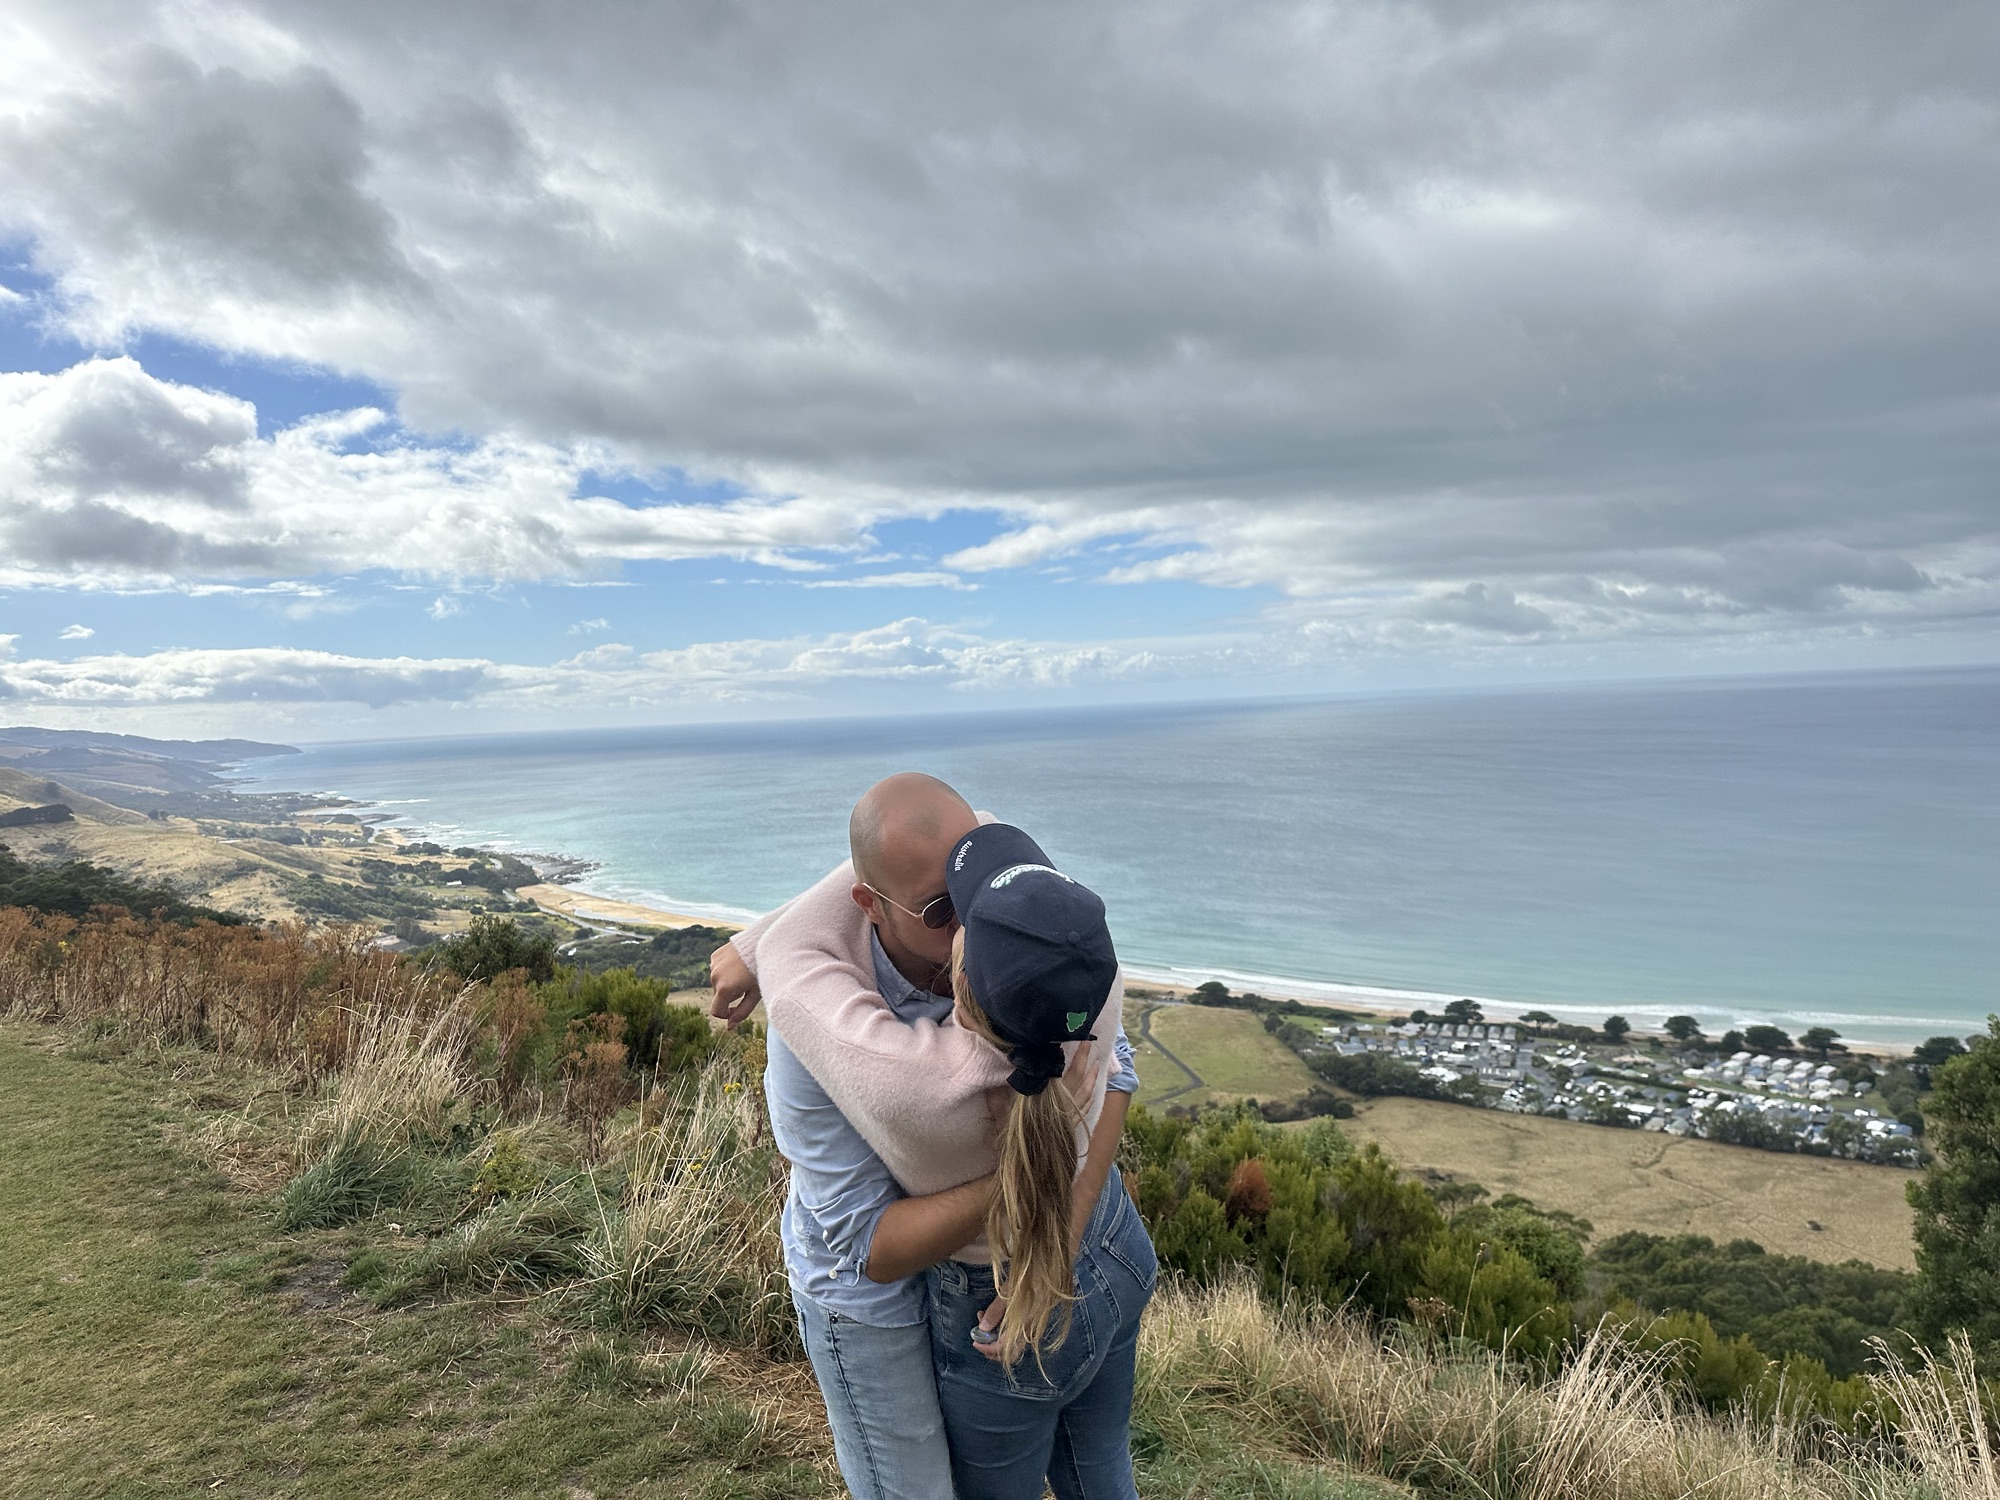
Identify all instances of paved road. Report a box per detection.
[1136,1001,1205,1106]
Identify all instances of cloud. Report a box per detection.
[0,358,893,587]
[0,3,1993,654]
[58,624,94,639]
[0,619,1180,712]
[567,617,612,634]
[801,571,976,591]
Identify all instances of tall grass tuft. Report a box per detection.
[295,999,476,1161]
[574,1055,794,1352]
[1135,1273,1997,1500]
[281,998,477,1228]
[1868,1334,2000,1500]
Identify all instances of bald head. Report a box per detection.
[850,772,976,890]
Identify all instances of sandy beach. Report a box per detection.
[515,882,740,932]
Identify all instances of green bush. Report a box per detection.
[1588,1231,1912,1378]
[1909,1016,2000,1368]
[433,915,559,984]
[0,842,240,924]
[540,967,717,1075]
[1124,1102,1565,1353]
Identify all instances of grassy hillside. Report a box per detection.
[3,908,1995,1499]
[0,1020,837,1500]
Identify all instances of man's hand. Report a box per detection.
[709,941,761,1029]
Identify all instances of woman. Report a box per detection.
[924,821,1159,1499]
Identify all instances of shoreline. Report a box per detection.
[512,871,1939,1056]
[247,784,1976,1054]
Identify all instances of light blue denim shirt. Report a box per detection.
[767,929,1139,1327]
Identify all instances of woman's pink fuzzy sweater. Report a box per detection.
[733,855,1121,1261]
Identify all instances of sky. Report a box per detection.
[0,0,1996,740]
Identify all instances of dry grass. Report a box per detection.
[294,997,477,1161]
[0,907,467,1080]
[1137,1275,1998,1499]
[577,1056,793,1351]
[11,907,1997,1499]
[1341,1093,1918,1269]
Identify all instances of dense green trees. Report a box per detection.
[0,842,240,924]
[1587,1232,1913,1378]
[1743,1024,1793,1053]
[1911,1034,1970,1087]
[1908,1017,2000,1365]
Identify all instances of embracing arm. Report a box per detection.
[707,879,810,1028]
[758,873,1010,1153]
[865,1174,997,1283]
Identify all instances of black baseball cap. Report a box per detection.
[944,824,1117,1086]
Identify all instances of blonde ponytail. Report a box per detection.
[952,931,1082,1367]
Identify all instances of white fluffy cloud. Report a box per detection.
[0,1,1994,650]
[0,358,900,586]
[0,619,1191,717]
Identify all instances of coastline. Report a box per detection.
[509,871,1938,1055]
[235,769,1976,1053]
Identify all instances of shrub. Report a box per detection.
[0,842,240,924]
[1587,1230,1914,1378]
[432,915,557,984]
[559,1012,630,1159]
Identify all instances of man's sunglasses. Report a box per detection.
[863,884,956,929]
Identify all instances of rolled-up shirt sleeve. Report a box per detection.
[765,1028,908,1292]
[1109,1021,1139,1094]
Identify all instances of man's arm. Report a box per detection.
[864,1173,997,1283]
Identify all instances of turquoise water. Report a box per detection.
[238,667,2000,1044]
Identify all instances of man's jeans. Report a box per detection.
[925,1170,1158,1500]
[792,1290,956,1500]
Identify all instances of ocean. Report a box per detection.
[236,667,2000,1046]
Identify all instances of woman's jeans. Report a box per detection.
[925,1170,1158,1500]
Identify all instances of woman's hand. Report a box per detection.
[973,1296,1009,1362]
[708,942,761,1029]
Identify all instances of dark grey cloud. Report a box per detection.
[0,0,1995,645]
[11,47,415,307]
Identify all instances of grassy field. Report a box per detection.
[1340,1095,1918,1270]
[1131,1000,1320,1111]
[0,1019,838,1500]
[0,1015,1403,1500]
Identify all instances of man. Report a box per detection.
[710,773,1137,1500]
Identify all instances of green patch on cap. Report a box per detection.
[1067,1010,1088,1034]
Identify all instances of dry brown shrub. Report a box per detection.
[0,910,466,1085]
[1224,1157,1273,1225]
[560,1011,629,1160]
[480,969,547,1105]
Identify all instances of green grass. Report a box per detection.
[0,1019,833,1500]
[1138,1002,1321,1111]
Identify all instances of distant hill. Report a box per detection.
[0,727,299,808]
